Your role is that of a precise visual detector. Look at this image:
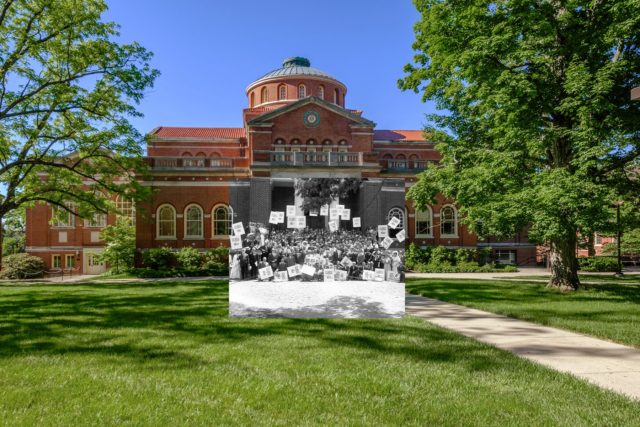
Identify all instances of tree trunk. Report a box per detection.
[587,234,595,257]
[548,236,580,291]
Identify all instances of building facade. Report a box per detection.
[26,57,538,274]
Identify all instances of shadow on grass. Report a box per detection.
[0,281,514,374]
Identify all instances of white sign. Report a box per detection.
[301,264,316,276]
[269,211,280,224]
[363,270,375,281]
[335,270,348,281]
[329,220,339,232]
[341,208,351,220]
[287,216,297,228]
[352,217,361,228]
[396,229,406,242]
[381,236,394,249]
[230,235,243,250]
[320,205,329,216]
[287,264,301,277]
[259,227,268,235]
[274,271,289,282]
[374,268,386,282]
[329,208,340,220]
[309,210,318,217]
[341,256,352,266]
[286,205,296,217]
[388,216,401,229]
[259,266,274,280]
[378,225,388,238]
[296,216,306,228]
[232,222,245,236]
[324,269,335,282]
[336,204,344,213]
[277,212,285,223]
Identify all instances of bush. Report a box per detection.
[578,256,619,272]
[1,253,46,279]
[455,248,476,264]
[176,247,202,270]
[430,246,454,265]
[204,246,228,266]
[142,247,174,270]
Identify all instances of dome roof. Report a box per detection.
[247,57,344,90]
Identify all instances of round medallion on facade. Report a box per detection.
[303,110,320,127]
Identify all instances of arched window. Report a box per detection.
[415,206,433,237]
[116,196,135,224]
[334,88,339,104]
[318,85,324,100]
[250,92,255,108]
[298,84,306,99]
[213,204,232,237]
[278,84,286,100]
[261,87,269,104]
[184,204,203,239]
[387,207,405,238]
[156,204,176,239]
[440,206,457,237]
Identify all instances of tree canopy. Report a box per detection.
[0,0,158,223]
[400,0,640,289]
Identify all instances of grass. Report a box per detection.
[0,281,638,426]
[510,273,640,284]
[406,278,640,348]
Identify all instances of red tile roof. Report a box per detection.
[153,127,245,139]
[374,130,427,141]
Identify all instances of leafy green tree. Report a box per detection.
[2,206,25,256]
[603,228,640,256]
[400,0,640,289]
[98,218,134,273]
[0,0,159,267]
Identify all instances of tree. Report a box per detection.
[400,0,640,290]
[2,206,25,256]
[0,0,159,268]
[603,228,640,256]
[294,178,360,212]
[98,217,134,273]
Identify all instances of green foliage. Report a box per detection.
[578,257,619,273]
[2,208,25,256]
[603,229,640,256]
[203,247,229,275]
[1,253,45,279]
[97,218,135,273]
[0,0,158,237]
[400,0,640,287]
[142,247,174,270]
[405,245,517,272]
[176,247,203,270]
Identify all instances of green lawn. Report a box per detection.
[510,274,640,284]
[0,281,638,426]
[406,278,640,348]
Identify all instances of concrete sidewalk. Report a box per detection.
[406,293,640,401]
[406,267,640,281]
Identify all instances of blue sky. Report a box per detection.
[103,0,437,134]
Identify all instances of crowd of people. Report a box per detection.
[229,227,404,282]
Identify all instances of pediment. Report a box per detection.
[247,97,375,128]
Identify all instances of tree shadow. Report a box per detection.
[0,281,522,375]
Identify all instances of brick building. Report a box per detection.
[26,56,537,274]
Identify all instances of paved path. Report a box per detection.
[406,267,640,281]
[406,293,640,400]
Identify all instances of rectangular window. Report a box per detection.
[495,250,517,265]
[65,255,75,268]
[52,203,75,227]
[52,255,62,269]
[86,213,106,228]
[416,219,431,236]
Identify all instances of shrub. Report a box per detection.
[578,256,619,272]
[430,246,453,265]
[204,246,229,266]
[142,247,174,270]
[455,248,477,264]
[1,253,46,279]
[176,247,202,270]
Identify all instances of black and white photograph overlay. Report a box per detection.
[228,177,406,318]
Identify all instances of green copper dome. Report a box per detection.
[248,57,344,90]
